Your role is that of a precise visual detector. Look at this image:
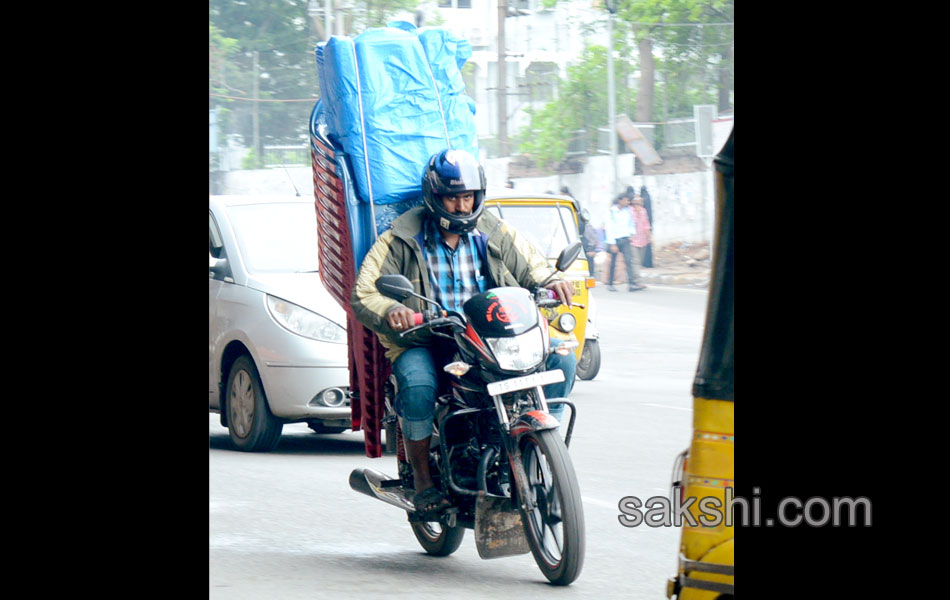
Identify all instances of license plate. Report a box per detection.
[486,369,565,396]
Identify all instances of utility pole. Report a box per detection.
[306,0,327,39]
[252,50,261,168]
[606,1,617,195]
[497,0,508,157]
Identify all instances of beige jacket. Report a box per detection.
[350,206,556,362]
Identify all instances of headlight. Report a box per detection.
[486,328,545,371]
[266,295,346,343]
[554,312,576,333]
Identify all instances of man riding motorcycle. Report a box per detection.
[350,148,577,518]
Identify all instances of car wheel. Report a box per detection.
[226,355,282,452]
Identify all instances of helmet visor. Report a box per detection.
[435,150,483,193]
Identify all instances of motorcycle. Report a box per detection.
[349,241,586,586]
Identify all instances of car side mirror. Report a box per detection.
[210,253,229,277]
[375,274,415,301]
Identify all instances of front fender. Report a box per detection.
[585,318,599,339]
[509,410,560,438]
[586,292,599,339]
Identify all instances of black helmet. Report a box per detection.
[421,148,486,235]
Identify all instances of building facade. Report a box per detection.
[416,0,606,155]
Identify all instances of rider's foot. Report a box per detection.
[413,486,450,518]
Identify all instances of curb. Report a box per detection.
[591,265,711,289]
[639,271,710,288]
[592,271,710,289]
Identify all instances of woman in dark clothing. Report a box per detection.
[639,185,654,268]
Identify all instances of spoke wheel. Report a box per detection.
[519,429,585,585]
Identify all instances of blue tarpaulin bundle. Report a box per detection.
[311,24,479,458]
[315,22,478,213]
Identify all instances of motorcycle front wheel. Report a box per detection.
[409,518,465,556]
[518,429,585,585]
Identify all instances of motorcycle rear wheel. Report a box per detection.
[398,450,465,557]
[409,518,465,556]
[518,429,585,585]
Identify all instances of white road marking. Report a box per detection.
[638,403,692,412]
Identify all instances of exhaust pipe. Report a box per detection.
[349,468,416,512]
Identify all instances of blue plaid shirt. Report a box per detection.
[423,217,487,313]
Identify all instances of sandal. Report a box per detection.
[412,486,450,518]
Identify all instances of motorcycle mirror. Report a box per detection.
[555,240,583,272]
[375,274,415,300]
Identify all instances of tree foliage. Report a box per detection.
[614,0,734,119]
[517,45,635,166]
[209,0,424,165]
[517,0,733,169]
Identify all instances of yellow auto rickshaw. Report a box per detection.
[666,126,734,599]
[483,192,600,381]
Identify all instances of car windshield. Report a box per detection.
[486,204,579,258]
[228,202,319,273]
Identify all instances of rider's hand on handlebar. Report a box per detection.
[545,279,574,308]
[386,306,418,332]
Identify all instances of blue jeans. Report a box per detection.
[544,338,576,423]
[393,341,576,441]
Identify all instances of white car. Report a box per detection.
[209,195,350,451]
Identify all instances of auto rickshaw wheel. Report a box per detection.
[576,339,601,380]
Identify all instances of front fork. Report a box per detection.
[497,385,577,512]
[494,383,577,448]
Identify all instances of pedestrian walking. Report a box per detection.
[628,193,651,290]
[582,215,600,277]
[605,192,640,291]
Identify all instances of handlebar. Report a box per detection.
[398,311,463,337]
[537,291,562,308]
[536,287,585,309]
[397,288,588,338]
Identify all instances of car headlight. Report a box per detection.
[266,295,346,344]
[486,328,545,371]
